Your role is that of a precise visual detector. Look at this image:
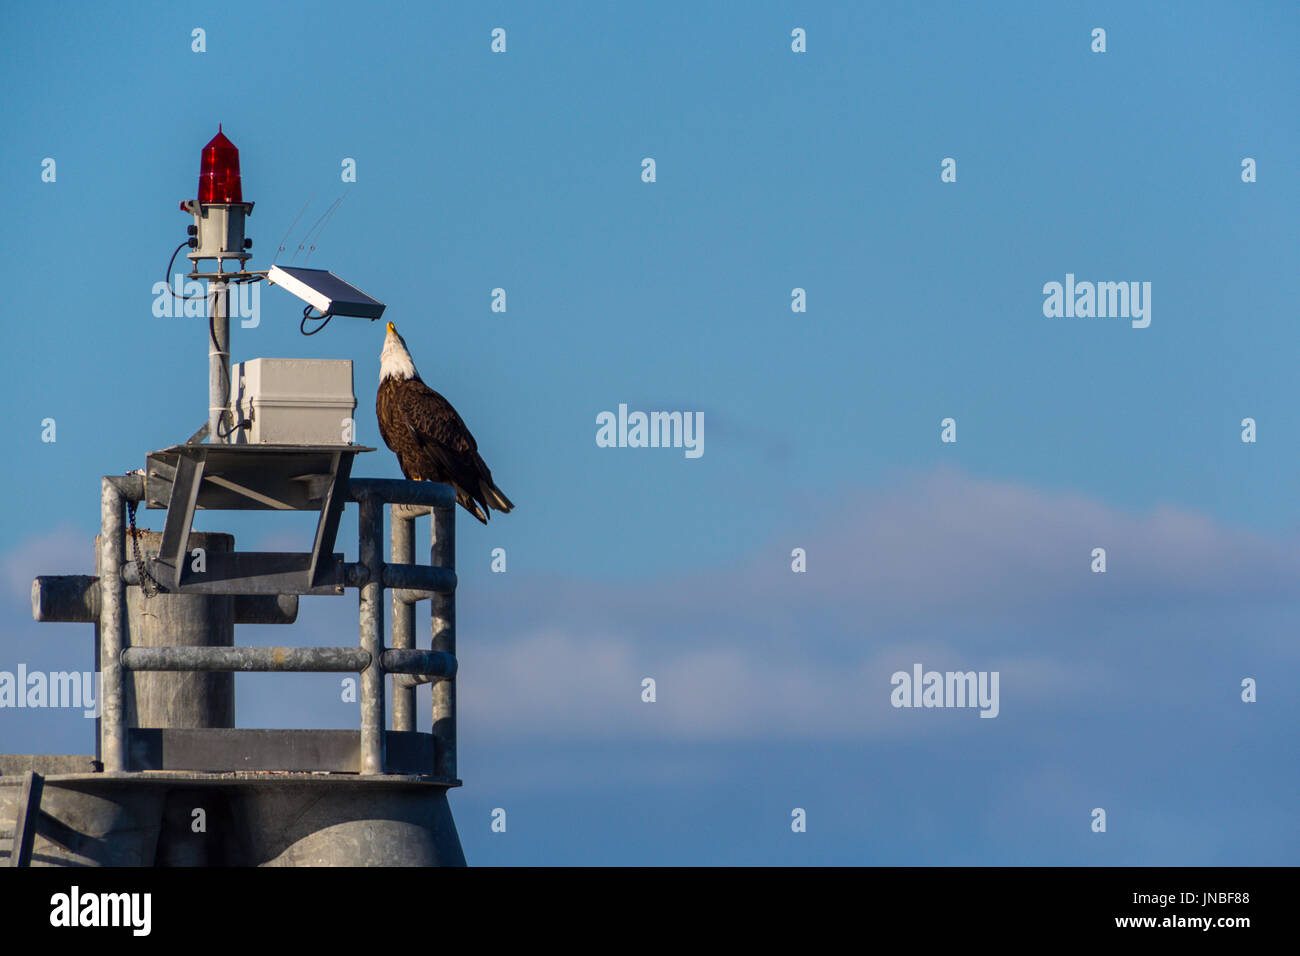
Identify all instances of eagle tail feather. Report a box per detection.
[458,490,489,524]
[481,481,513,514]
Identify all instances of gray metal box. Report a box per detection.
[232,358,357,445]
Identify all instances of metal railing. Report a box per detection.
[96,473,457,777]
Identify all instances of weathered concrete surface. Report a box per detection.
[0,755,99,776]
[97,531,236,730]
[0,773,166,866]
[0,772,465,867]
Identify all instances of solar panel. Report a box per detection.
[267,265,386,320]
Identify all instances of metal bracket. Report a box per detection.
[143,445,368,595]
[8,771,44,867]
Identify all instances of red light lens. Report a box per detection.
[198,126,243,204]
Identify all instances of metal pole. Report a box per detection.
[208,278,230,443]
[390,508,416,732]
[431,505,456,779]
[358,494,385,774]
[98,479,127,772]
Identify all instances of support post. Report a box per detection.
[431,505,456,779]
[98,479,127,772]
[358,494,385,774]
[8,771,44,867]
[390,508,416,732]
[208,278,230,443]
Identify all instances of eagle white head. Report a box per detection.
[379,321,420,382]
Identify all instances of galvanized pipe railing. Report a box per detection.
[123,646,370,672]
[391,508,416,732]
[345,478,455,509]
[93,472,457,778]
[431,503,456,780]
[381,563,456,592]
[98,476,141,773]
[380,648,457,678]
[357,492,385,775]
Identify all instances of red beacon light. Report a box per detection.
[180,124,254,272]
[198,124,243,204]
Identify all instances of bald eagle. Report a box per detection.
[376,322,514,524]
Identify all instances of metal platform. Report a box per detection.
[126,729,453,777]
[143,443,373,594]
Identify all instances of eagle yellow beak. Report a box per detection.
[386,321,396,333]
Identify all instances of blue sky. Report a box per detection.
[1,1,1297,864]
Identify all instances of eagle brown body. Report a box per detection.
[376,322,514,524]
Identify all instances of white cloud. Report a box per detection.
[456,468,1300,740]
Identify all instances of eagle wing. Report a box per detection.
[395,379,498,517]
[378,375,512,523]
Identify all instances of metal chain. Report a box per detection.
[126,498,163,599]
